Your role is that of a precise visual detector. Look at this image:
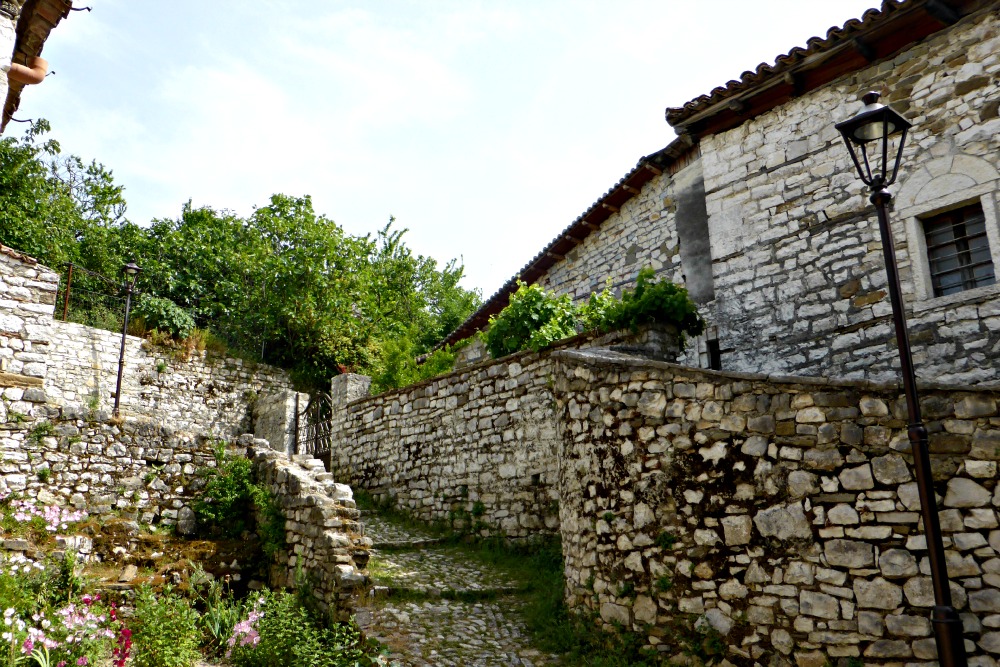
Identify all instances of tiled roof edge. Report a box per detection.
[440,137,698,347]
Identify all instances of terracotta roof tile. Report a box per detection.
[666,0,995,137]
[0,244,39,264]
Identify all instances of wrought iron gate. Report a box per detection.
[296,392,335,458]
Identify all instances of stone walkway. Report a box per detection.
[353,512,560,667]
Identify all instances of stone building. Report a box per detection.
[1,0,71,134]
[444,0,1000,386]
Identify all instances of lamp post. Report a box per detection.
[113,261,142,417]
[835,91,967,666]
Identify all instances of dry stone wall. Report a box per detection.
[0,246,294,438]
[0,388,223,529]
[252,449,370,618]
[329,351,563,540]
[554,348,1000,664]
[699,9,1000,385]
[46,322,293,438]
[0,248,58,385]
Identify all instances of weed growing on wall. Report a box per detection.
[484,268,704,359]
[194,447,286,558]
[484,282,578,358]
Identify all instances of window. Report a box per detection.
[922,202,996,297]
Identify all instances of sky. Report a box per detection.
[12,0,880,299]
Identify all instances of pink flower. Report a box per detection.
[76,658,88,666]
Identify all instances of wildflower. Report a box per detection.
[76,657,88,666]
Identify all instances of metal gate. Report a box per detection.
[296,392,335,458]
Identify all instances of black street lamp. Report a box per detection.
[835,91,967,667]
[113,261,142,417]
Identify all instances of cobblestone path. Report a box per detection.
[354,512,560,667]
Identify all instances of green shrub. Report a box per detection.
[129,586,202,667]
[194,451,286,557]
[369,334,463,394]
[596,267,704,337]
[228,589,381,667]
[133,295,196,339]
[195,456,255,536]
[483,269,704,359]
[484,282,578,358]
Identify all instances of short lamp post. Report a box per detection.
[113,261,142,417]
[835,91,967,667]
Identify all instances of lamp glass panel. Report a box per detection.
[854,119,896,143]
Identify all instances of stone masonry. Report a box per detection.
[0,246,294,438]
[252,448,370,618]
[0,247,58,386]
[329,349,563,540]
[45,321,294,438]
[697,7,1000,386]
[329,333,1000,663]
[555,348,1000,664]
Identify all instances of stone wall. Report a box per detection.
[253,389,309,457]
[329,350,563,540]
[698,9,1000,385]
[0,386,221,529]
[0,247,294,438]
[554,348,1000,663]
[252,449,369,618]
[0,247,58,384]
[45,321,294,438]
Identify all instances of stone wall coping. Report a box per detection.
[554,349,1000,395]
[344,329,611,411]
[345,325,684,411]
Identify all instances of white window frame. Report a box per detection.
[896,160,1000,311]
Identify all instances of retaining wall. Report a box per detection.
[330,337,1000,662]
[555,348,1000,664]
[329,351,563,539]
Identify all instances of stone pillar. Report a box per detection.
[330,373,371,407]
[253,389,308,456]
[328,373,370,472]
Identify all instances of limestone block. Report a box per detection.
[839,465,874,490]
[885,614,931,637]
[825,539,874,568]
[945,478,992,507]
[854,577,903,609]
[871,454,912,484]
[879,549,918,578]
[721,515,752,545]
[754,501,813,540]
[799,590,839,619]
[600,602,630,625]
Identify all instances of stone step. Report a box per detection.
[367,583,526,602]
[371,538,446,550]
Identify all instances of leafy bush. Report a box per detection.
[227,589,382,667]
[596,267,704,336]
[484,269,704,358]
[194,449,286,557]
[133,295,196,339]
[484,282,578,358]
[195,456,255,536]
[370,334,474,394]
[129,586,202,667]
